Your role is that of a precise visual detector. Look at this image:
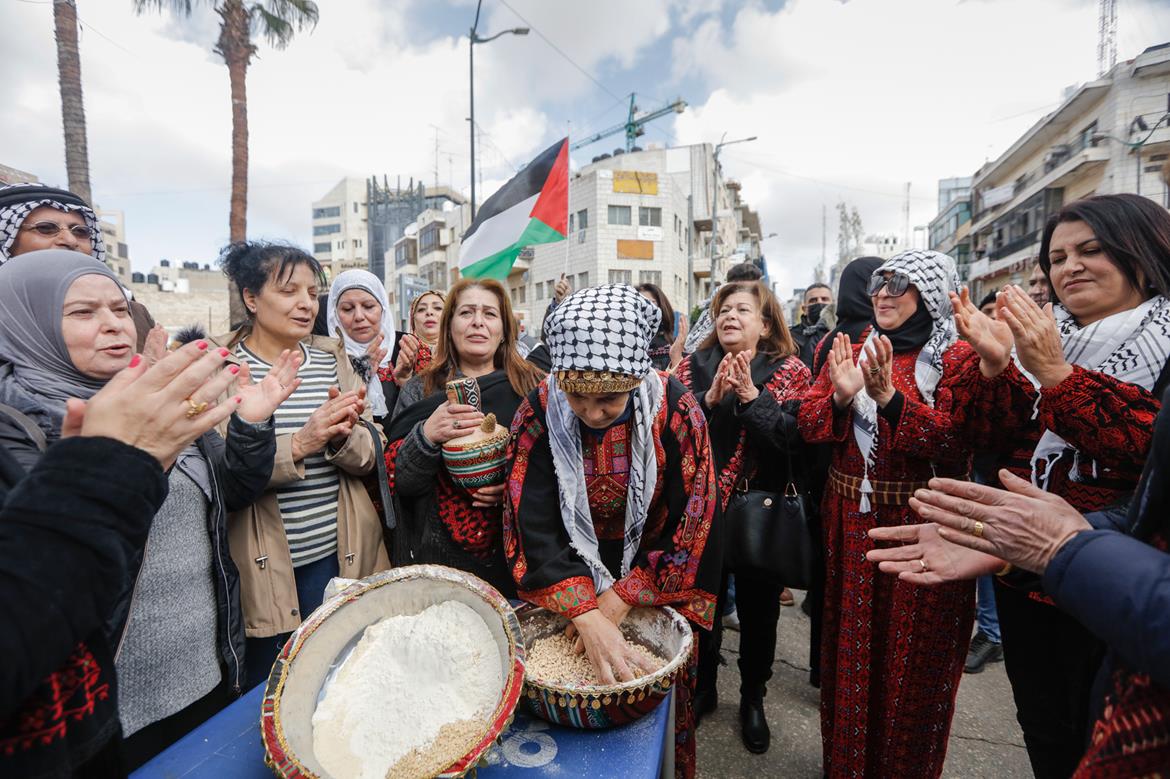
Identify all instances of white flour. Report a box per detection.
[312,600,503,779]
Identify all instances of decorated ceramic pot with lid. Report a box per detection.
[441,378,510,490]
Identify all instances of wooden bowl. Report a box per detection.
[516,605,692,729]
[260,565,526,778]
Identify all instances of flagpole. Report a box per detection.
[563,132,571,281]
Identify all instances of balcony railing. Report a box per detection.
[989,229,1041,262]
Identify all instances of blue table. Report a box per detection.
[132,684,672,778]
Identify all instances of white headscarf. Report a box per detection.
[326,269,395,416]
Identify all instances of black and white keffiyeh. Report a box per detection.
[542,284,666,594]
[852,249,959,512]
[1024,295,1170,489]
[544,283,661,386]
[0,183,106,263]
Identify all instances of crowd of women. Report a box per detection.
[0,178,1168,779]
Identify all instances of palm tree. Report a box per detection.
[54,0,93,204]
[134,0,318,324]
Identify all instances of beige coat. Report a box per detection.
[210,330,391,638]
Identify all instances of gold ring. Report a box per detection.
[972,521,984,539]
[919,559,929,572]
[185,397,209,419]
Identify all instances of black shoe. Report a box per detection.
[964,631,1003,674]
[694,688,718,726]
[739,696,771,754]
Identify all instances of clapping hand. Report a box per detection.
[704,352,735,408]
[723,349,759,403]
[393,334,420,387]
[669,316,689,370]
[998,285,1071,388]
[861,335,895,407]
[865,522,1005,584]
[234,349,303,424]
[364,333,388,370]
[827,333,864,408]
[292,387,365,461]
[141,325,169,366]
[949,287,1013,377]
[60,340,244,469]
[907,470,1091,574]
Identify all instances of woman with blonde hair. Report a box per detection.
[386,278,543,592]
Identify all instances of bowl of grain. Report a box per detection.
[516,604,693,730]
[261,565,526,779]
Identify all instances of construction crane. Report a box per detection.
[570,93,687,152]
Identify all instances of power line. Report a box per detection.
[495,0,625,104]
[721,149,937,203]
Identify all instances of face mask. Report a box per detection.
[805,302,827,324]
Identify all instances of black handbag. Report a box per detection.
[723,443,815,589]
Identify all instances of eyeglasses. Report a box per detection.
[22,221,94,241]
[866,272,912,298]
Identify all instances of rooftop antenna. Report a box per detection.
[1097,0,1117,77]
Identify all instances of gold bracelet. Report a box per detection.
[995,562,1013,577]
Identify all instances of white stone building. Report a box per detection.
[311,177,369,280]
[967,42,1170,298]
[515,143,756,328]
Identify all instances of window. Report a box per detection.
[419,223,441,254]
[639,207,662,227]
[353,202,359,214]
[577,209,589,230]
[511,285,526,304]
[577,271,589,289]
[313,242,331,254]
[639,270,662,286]
[313,206,341,219]
[569,213,575,234]
[536,281,544,299]
[395,241,416,268]
[353,239,362,249]
[607,205,631,225]
[608,269,632,285]
[547,279,556,297]
[313,223,341,236]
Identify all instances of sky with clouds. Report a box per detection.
[3,0,1169,296]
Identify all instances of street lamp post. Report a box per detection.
[707,133,757,291]
[469,0,528,221]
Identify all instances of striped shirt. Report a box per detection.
[237,342,341,567]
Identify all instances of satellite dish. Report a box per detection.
[404,223,419,237]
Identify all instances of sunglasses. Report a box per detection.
[23,221,93,241]
[866,272,912,298]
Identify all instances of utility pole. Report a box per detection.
[708,133,757,291]
[903,182,911,251]
[821,204,827,282]
[468,1,528,221]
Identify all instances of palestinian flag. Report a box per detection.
[459,137,568,280]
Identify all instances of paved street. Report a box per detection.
[695,591,1033,778]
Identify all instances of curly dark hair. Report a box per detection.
[218,240,324,313]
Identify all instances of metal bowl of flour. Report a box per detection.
[260,565,526,778]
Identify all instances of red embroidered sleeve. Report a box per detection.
[384,437,405,492]
[518,576,598,619]
[887,342,982,466]
[377,364,394,384]
[797,353,852,444]
[611,389,719,629]
[502,398,540,588]
[1038,365,1161,473]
